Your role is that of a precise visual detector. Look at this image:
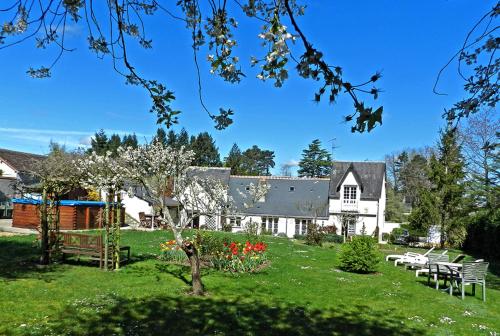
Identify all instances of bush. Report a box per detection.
[195,231,230,259]
[293,234,306,240]
[276,232,288,238]
[323,234,344,244]
[338,236,381,273]
[305,223,324,246]
[243,220,259,242]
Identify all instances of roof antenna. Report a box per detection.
[328,138,337,159]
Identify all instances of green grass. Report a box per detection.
[0,230,499,335]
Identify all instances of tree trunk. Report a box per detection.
[40,188,49,265]
[183,241,204,295]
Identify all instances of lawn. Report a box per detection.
[0,230,499,336]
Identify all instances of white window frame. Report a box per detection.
[295,218,311,235]
[263,216,279,234]
[343,185,357,204]
[229,216,241,227]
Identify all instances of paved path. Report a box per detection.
[0,219,35,234]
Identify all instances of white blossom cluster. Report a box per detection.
[254,17,296,88]
[77,150,127,193]
[237,181,271,209]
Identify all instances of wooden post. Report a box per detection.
[85,207,90,230]
[104,193,110,271]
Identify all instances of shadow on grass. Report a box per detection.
[0,238,59,281]
[40,295,425,336]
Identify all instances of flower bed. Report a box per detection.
[211,241,268,273]
[159,240,186,263]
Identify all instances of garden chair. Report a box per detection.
[426,253,450,289]
[395,249,447,267]
[447,261,489,301]
[386,246,435,263]
[415,254,466,277]
[138,212,149,228]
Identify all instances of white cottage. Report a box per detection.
[327,161,387,241]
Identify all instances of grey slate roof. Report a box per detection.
[187,167,231,186]
[0,148,45,173]
[329,161,385,200]
[229,176,330,219]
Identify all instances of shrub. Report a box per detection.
[305,223,324,246]
[211,241,268,273]
[195,231,230,259]
[322,225,338,234]
[260,229,273,236]
[338,236,381,273]
[243,220,259,242]
[276,232,288,238]
[293,234,306,240]
[323,234,344,244]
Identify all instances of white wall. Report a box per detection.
[121,194,152,222]
[0,161,17,178]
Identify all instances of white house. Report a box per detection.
[0,148,45,203]
[327,161,387,241]
[124,161,389,241]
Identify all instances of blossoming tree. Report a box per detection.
[121,141,267,295]
[77,151,127,270]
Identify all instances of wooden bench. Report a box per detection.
[60,232,130,268]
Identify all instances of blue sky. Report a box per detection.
[0,0,493,173]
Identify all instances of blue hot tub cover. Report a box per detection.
[12,198,107,206]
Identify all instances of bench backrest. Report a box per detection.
[62,233,102,250]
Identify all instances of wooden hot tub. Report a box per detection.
[12,198,125,230]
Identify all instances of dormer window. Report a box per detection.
[343,185,357,204]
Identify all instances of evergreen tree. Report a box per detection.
[410,127,466,248]
[166,130,177,148]
[108,134,122,155]
[122,133,138,148]
[224,143,243,175]
[240,145,275,176]
[154,128,167,146]
[385,185,407,223]
[190,132,221,167]
[90,129,108,155]
[297,139,332,178]
[177,128,190,148]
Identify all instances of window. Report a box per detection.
[341,218,357,236]
[229,216,241,227]
[343,185,357,204]
[245,186,250,191]
[295,219,312,235]
[262,217,279,234]
[289,186,295,192]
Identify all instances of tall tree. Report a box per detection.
[224,143,243,175]
[190,132,221,167]
[108,134,122,155]
[122,134,138,148]
[459,109,500,208]
[426,127,466,247]
[240,145,275,176]
[297,139,332,178]
[399,153,430,206]
[154,128,168,146]
[90,129,109,155]
[177,128,190,149]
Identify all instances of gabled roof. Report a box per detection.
[329,161,385,200]
[229,176,330,219]
[187,167,231,186]
[0,148,45,174]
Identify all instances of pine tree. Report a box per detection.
[190,132,221,167]
[122,134,138,148]
[108,134,122,155]
[224,143,243,175]
[430,127,466,247]
[240,145,275,176]
[90,129,108,155]
[154,128,167,146]
[177,128,190,148]
[297,139,332,177]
